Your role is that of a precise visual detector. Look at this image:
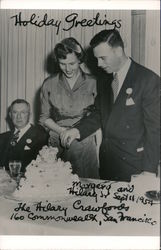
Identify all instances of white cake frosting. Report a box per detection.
[13,146,79,200]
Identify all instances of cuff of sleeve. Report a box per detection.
[73,128,80,140]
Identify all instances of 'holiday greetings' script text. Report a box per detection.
[10,12,122,35]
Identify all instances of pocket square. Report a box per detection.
[137,147,144,152]
[126,97,135,106]
[24,145,31,150]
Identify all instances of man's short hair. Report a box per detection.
[10,99,30,112]
[90,29,124,50]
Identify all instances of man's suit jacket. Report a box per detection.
[0,124,48,172]
[76,60,160,181]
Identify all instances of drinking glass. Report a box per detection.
[9,161,22,178]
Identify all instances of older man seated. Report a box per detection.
[0,99,48,173]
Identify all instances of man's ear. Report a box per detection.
[28,111,32,121]
[114,46,123,57]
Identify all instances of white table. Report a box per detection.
[0,175,160,236]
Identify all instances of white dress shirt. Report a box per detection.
[114,57,131,96]
[14,123,31,142]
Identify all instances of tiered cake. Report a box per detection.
[13,146,79,200]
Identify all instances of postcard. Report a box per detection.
[0,1,160,249]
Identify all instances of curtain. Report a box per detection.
[0,9,131,132]
[145,10,160,75]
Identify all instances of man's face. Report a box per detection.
[10,103,30,129]
[93,42,122,73]
[58,53,80,79]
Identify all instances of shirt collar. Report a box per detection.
[115,57,131,81]
[15,123,31,134]
[59,69,86,91]
[112,58,131,95]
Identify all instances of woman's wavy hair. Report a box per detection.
[53,37,85,63]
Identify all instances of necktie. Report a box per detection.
[112,73,119,102]
[10,130,20,146]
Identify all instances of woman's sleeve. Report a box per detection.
[39,79,51,127]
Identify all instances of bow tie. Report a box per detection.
[10,130,20,146]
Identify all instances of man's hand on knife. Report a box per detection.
[60,128,80,148]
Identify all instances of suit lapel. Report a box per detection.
[4,131,14,150]
[101,74,113,128]
[105,61,136,132]
[15,125,34,150]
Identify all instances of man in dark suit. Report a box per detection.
[0,99,48,172]
[60,29,160,182]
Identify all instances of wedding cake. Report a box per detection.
[13,145,79,200]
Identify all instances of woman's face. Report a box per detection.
[58,52,80,79]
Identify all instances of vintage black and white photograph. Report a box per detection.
[0,3,160,250]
